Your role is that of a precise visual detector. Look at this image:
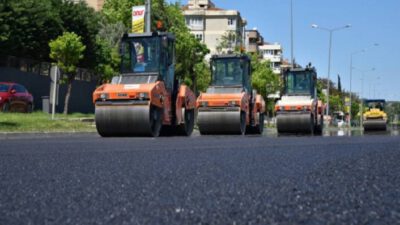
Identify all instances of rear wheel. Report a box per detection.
[150,106,162,137]
[178,108,195,136]
[240,111,246,135]
[257,113,265,134]
[314,114,323,135]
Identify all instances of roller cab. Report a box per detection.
[275,65,323,134]
[363,99,387,131]
[197,54,265,135]
[93,32,196,137]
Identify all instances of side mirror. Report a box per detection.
[10,89,16,94]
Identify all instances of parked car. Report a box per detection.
[0,82,34,113]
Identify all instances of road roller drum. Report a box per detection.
[197,109,245,134]
[276,113,314,134]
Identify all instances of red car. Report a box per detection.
[0,82,34,113]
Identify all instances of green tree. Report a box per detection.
[0,0,62,60]
[59,1,100,69]
[94,37,121,83]
[250,54,280,115]
[49,32,86,114]
[216,31,241,53]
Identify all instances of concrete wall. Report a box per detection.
[0,67,96,113]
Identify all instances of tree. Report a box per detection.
[49,32,86,114]
[216,31,240,54]
[250,54,280,115]
[0,0,63,60]
[59,1,100,69]
[94,37,121,83]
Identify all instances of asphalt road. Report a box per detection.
[1,132,400,224]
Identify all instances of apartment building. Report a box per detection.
[183,0,247,55]
[244,29,264,54]
[259,42,283,74]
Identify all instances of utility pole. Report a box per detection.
[311,23,351,116]
[145,0,151,33]
[290,0,294,68]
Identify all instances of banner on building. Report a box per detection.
[132,6,146,33]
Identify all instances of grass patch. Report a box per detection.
[0,111,96,133]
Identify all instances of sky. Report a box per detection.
[168,0,400,101]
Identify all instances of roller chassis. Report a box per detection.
[196,54,266,135]
[93,32,196,137]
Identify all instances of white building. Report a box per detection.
[183,0,246,55]
[259,42,283,74]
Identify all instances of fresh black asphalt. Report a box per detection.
[1,132,400,224]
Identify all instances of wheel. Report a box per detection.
[26,103,33,113]
[2,102,10,112]
[246,112,264,135]
[310,114,315,135]
[257,113,265,134]
[149,106,162,137]
[314,114,323,135]
[177,108,195,136]
[240,111,246,135]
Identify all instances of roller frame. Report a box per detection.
[95,101,162,137]
[197,107,245,134]
[276,112,314,134]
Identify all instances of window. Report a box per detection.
[120,36,161,74]
[211,58,248,87]
[285,72,313,95]
[189,17,203,26]
[228,18,236,26]
[195,34,203,41]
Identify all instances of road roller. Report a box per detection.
[92,32,196,137]
[275,64,324,134]
[363,99,387,131]
[196,54,266,135]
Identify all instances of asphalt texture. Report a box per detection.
[1,132,400,224]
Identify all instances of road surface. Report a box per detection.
[1,132,400,224]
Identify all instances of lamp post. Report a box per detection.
[348,43,378,127]
[145,0,151,33]
[290,0,294,68]
[355,67,375,126]
[311,23,351,116]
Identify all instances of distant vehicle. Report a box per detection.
[0,82,34,113]
[363,99,387,131]
[333,111,346,128]
[275,64,324,134]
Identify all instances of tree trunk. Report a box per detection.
[63,76,74,115]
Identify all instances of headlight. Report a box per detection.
[138,92,149,100]
[201,101,208,107]
[100,93,109,100]
[228,100,237,106]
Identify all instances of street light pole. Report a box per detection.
[354,67,375,126]
[290,0,294,68]
[145,0,151,33]
[349,49,365,128]
[311,24,351,116]
[348,43,378,127]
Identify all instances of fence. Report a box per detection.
[0,55,99,113]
